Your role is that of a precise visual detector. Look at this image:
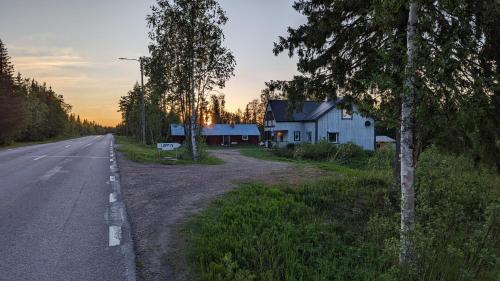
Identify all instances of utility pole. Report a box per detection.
[139,57,146,145]
[119,57,146,145]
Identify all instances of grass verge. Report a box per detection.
[115,136,223,165]
[185,147,499,281]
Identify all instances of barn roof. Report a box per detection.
[202,124,260,136]
[268,99,339,122]
[170,124,260,136]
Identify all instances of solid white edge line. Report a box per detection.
[109,226,122,247]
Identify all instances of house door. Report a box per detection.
[223,135,230,146]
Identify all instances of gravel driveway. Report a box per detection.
[117,149,323,281]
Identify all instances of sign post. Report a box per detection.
[156,143,181,160]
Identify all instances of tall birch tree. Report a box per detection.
[147,0,235,161]
[400,1,417,266]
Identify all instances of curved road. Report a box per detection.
[0,135,134,281]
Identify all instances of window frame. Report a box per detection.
[294,131,301,141]
[341,109,353,120]
[242,135,249,141]
[328,132,339,144]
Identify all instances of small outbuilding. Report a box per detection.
[376,135,396,149]
[169,123,260,146]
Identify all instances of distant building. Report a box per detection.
[169,124,260,146]
[264,100,375,150]
[375,135,396,150]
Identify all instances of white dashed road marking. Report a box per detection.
[110,176,115,182]
[109,226,121,247]
[40,166,62,181]
[65,145,71,148]
[33,155,47,161]
[109,193,117,203]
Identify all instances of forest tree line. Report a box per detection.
[0,39,109,145]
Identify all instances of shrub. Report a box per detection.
[367,146,395,171]
[330,142,366,161]
[271,146,295,158]
[293,140,337,160]
[413,147,500,281]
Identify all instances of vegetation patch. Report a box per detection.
[115,136,223,165]
[186,148,499,281]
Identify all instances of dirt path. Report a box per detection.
[117,149,323,281]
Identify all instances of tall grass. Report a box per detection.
[186,147,499,281]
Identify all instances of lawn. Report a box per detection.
[185,146,500,281]
[115,136,223,165]
[239,146,372,176]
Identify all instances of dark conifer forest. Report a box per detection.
[0,39,108,144]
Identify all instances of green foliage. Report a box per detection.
[270,0,500,170]
[367,146,395,170]
[186,148,499,281]
[293,141,338,161]
[115,136,223,165]
[414,147,500,281]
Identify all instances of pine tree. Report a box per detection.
[0,39,26,143]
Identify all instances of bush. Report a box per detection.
[271,146,295,158]
[413,147,500,281]
[368,146,395,171]
[331,142,367,161]
[293,141,338,160]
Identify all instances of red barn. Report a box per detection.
[202,124,260,146]
[169,124,260,146]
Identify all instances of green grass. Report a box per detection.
[239,147,376,176]
[185,147,500,281]
[115,136,224,165]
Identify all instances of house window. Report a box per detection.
[242,135,249,141]
[341,109,353,119]
[328,132,339,143]
[294,131,301,141]
[307,131,312,142]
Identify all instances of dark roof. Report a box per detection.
[268,99,338,122]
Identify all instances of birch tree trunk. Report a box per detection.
[188,2,198,162]
[190,58,198,161]
[400,1,418,266]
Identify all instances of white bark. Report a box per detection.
[190,56,198,162]
[400,1,418,266]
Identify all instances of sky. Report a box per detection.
[0,0,305,126]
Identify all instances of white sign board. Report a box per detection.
[157,143,181,151]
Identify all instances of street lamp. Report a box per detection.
[119,57,146,145]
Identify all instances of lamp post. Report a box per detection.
[119,57,146,145]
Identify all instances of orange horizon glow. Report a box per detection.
[3,0,304,127]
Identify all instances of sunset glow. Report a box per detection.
[1,0,303,126]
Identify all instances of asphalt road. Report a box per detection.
[0,135,133,281]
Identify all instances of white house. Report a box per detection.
[264,100,375,150]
